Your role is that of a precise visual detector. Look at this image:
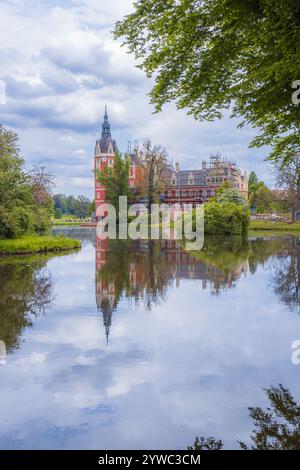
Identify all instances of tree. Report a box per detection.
[138,140,168,208]
[216,188,246,205]
[250,184,274,213]
[239,384,300,450]
[248,171,259,188]
[54,208,62,219]
[274,154,300,221]
[115,0,300,166]
[0,125,53,238]
[188,436,223,450]
[96,150,132,214]
[53,194,68,213]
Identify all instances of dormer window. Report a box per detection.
[171,174,177,186]
[188,173,194,185]
[108,143,113,154]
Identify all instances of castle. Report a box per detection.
[94,108,248,216]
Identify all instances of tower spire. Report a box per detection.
[101,106,111,137]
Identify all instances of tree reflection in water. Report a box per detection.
[0,256,54,352]
[95,237,250,342]
[95,236,300,343]
[190,384,300,450]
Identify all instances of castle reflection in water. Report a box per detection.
[95,236,249,343]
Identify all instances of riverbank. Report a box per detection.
[249,220,300,232]
[52,221,83,226]
[0,235,81,255]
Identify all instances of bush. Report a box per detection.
[192,201,250,236]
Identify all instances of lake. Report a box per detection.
[0,228,300,449]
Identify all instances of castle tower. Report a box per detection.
[94,107,117,217]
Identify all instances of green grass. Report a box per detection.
[0,235,81,255]
[249,220,300,232]
[52,220,83,226]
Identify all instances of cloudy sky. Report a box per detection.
[0,0,273,198]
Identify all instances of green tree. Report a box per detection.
[250,184,274,213]
[96,151,132,214]
[54,208,62,219]
[248,171,259,188]
[115,0,300,166]
[216,188,246,205]
[239,384,300,450]
[0,125,53,238]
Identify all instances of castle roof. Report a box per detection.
[95,106,117,154]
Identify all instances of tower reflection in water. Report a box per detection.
[95,235,249,344]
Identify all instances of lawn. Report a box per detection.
[0,235,81,255]
[249,220,300,232]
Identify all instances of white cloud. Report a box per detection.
[0,0,273,197]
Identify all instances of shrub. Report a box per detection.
[192,201,250,237]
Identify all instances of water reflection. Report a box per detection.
[0,256,54,352]
[0,230,299,449]
[95,235,300,342]
[190,383,300,450]
[95,237,250,342]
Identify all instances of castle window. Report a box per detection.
[189,190,193,196]
[188,173,194,185]
[167,191,172,197]
[108,159,113,166]
[182,191,186,197]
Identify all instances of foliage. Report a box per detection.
[239,384,300,450]
[216,188,246,205]
[273,154,300,220]
[0,236,81,254]
[187,436,223,450]
[54,208,63,219]
[96,150,133,214]
[248,171,259,187]
[138,140,168,206]
[53,194,93,219]
[249,184,274,213]
[115,0,300,166]
[0,125,53,238]
[190,383,300,450]
[0,257,54,351]
[201,201,250,236]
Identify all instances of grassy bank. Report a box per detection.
[0,235,81,255]
[52,220,82,226]
[250,220,300,232]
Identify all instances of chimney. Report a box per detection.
[175,162,180,172]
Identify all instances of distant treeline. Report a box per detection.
[53,194,93,219]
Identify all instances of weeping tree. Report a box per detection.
[115,0,300,166]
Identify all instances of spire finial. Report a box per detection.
[101,105,111,137]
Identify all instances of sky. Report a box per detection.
[0,0,273,198]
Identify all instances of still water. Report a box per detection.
[0,228,300,449]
